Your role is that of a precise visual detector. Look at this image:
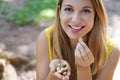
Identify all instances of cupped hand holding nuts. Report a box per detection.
[56,63,68,76]
[49,59,71,80]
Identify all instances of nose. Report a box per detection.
[71,12,82,25]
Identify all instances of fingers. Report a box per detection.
[75,41,94,67]
[78,43,89,62]
[49,59,71,80]
[75,45,83,64]
[55,72,69,80]
[55,72,63,79]
[81,42,94,63]
[49,59,60,72]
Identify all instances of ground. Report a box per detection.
[0,19,53,80]
[0,0,120,80]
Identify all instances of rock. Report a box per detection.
[3,64,18,80]
[24,59,36,71]
[0,50,29,69]
[9,57,29,69]
[0,63,4,79]
[18,70,36,80]
[0,43,6,51]
[0,58,18,80]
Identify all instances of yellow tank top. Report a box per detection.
[45,27,116,62]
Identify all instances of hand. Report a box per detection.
[49,59,71,80]
[75,41,94,67]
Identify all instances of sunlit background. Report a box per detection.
[0,0,120,80]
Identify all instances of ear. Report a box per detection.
[58,5,61,13]
[58,5,60,9]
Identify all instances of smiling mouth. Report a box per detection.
[68,25,85,30]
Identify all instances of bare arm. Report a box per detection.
[75,42,94,80]
[36,30,50,80]
[36,30,70,80]
[98,45,120,80]
[77,66,92,80]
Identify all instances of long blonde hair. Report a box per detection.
[51,0,108,79]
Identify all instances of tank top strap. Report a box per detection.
[45,27,53,62]
[105,36,116,59]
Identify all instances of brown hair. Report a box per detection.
[51,0,108,79]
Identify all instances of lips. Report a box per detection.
[68,25,85,30]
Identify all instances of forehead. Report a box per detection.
[62,0,93,8]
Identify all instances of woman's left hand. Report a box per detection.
[49,59,71,80]
[74,41,94,67]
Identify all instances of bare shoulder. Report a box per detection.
[36,30,50,80]
[98,45,120,80]
[111,44,120,61]
[114,44,120,55]
[104,44,120,67]
[108,44,120,67]
[37,30,47,43]
[36,30,49,56]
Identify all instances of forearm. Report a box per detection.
[36,70,58,80]
[77,66,92,80]
[45,71,59,80]
[45,72,52,80]
[45,72,57,80]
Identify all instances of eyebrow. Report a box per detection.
[63,4,72,7]
[83,6,93,9]
[63,4,93,9]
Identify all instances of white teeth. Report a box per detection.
[70,26,82,30]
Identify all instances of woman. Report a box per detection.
[36,0,120,80]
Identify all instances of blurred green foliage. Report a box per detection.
[0,0,57,25]
[0,0,3,4]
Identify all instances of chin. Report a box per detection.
[68,36,79,40]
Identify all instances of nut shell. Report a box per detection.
[79,37,82,42]
[56,64,68,76]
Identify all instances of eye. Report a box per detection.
[64,8,73,12]
[83,9,91,13]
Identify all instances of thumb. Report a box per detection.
[49,63,56,72]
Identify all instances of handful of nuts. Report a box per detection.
[56,64,68,76]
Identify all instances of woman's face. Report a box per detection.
[59,0,95,40]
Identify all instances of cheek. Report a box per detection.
[88,17,94,26]
[83,15,95,34]
[85,16,94,28]
[87,19,94,32]
[89,16,94,29]
[83,14,94,22]
[60,13,70,26]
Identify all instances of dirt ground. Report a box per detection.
[0,0,120,80]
